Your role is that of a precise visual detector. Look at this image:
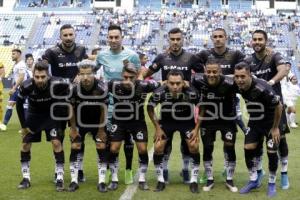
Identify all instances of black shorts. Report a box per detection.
[78,127,107,143]
[244,124,278,151]
[160,121,195,141]
[200,126,237,145]
[279,110,290,135]
[22,113,60,143]
[109,120,148,142]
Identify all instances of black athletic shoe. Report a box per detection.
[78,170,86,182]
[56,179,64,192]
[154,181,165,192]
[189,182,199,193]
[97,182,107,193]
[68,182,79,192]
[138,181,149,190]
[108,181,118,191]
[203,179,214,192]
[18,178,31,189]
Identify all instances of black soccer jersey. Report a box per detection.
[238,78,280,127]
[196,48,245,75]
[70,79,108,126]
[42,43,88,81]
[192,73,237,129]
[109,79,160,122]
[148,85,199,124]
[149,49,203,81]
[244,51,286,97]
[17,77,71,128]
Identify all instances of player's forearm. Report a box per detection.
[271,65,289,83]
[272,102,282,129]
[147,106,160,129]
[194,107,204,130]
[69,109,77,129]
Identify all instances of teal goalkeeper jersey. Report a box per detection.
[96,47,141,80]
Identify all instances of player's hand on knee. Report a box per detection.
[271,127,280,144]
[96,129,107,143]
[154,127,166,142]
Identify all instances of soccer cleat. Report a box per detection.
[203,179,214,192]
[163,169,169,184]
[189,182,199,193]
[281,173,289,190]
[180,169,190,184]
[108,181,118,190]
[239,181,258,194]
[68,182,79,192]
[138,181,149,190]
[199,173,207,184]
[256,169,265,188]
[55,179,64,192]
[267,183,277,198]
[0,124,7,131]
[226,180,238,192]
[290,123,298,128]
[97,183,107,193]
[154,181,165,192]
[78,170,86,182]
[124,169,133,185]
[18,178,31,189]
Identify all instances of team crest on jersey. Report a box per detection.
[225,132,233,140]
[50,129,57,137]
[136,131,144,140]
[267,139,274,148]
[224,53,232,61]
[111,124,118,133]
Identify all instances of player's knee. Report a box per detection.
[52,139,62,151]
[244,143,257,150]
[137,145,147,155]
[110,143,121,154]
[96,142,106,150]
[71,142,81,150]
[22,143,31,152]
[154,142,165,154]
[187,142,199,154]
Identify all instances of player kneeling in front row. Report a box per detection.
[107,61,160,191]
[16,62,69,191]
[147,70,201,193]
[67,60,109,192]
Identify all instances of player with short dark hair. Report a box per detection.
[192,60,238,192]
[96,24,141,185]
[244,29,290,190]
[143,27,203,184]
[42,23,89,183]
[107,61,160,191]
[16,61,70,192]
[195,28,247,184]
[148,70,201,193]
[68,59,109,192]
[234,62,282,197]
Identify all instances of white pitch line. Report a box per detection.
[119,147,154,200]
